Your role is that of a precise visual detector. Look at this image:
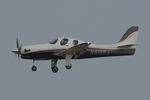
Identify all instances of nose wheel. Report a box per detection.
[32,65,37,72]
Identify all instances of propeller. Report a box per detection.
[16,37,22,59]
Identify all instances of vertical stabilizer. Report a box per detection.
[117,26,138,47]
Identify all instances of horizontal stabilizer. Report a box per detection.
[117,44,137,49]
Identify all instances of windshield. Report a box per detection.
[49,38,58,44]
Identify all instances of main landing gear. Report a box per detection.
[51,59,58,73]
[51,59,72,73]
[65,54,72,70]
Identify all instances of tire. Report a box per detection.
[51,67,58,73]
[32,66,37,72]
[65,64,72,70]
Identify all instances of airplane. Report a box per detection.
[12,26,138,73]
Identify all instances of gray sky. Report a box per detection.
[0,0,150,100]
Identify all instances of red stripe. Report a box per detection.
[36,49,66,53]
[87,47,114,50]
[35,48,114,53]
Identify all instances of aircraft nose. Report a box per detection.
[12,49,19,54]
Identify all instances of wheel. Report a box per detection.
[32,66,37,72]
[51,67,58,73]
[65,64,72,70]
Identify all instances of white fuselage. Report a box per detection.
[18,37,135,60]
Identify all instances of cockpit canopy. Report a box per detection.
[49,37,82,46]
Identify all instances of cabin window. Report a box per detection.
[73,40,78,45]
[24,49,31,52]
[50,38,58,44]
[60,38,69,45]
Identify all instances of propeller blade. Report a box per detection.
[13,36,22,61]
[16,37,22,60]
[16,37,19,49]
[19,45,22,54]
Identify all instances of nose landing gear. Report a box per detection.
[31,60,37,72]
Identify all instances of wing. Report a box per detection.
[56,43,91,58]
